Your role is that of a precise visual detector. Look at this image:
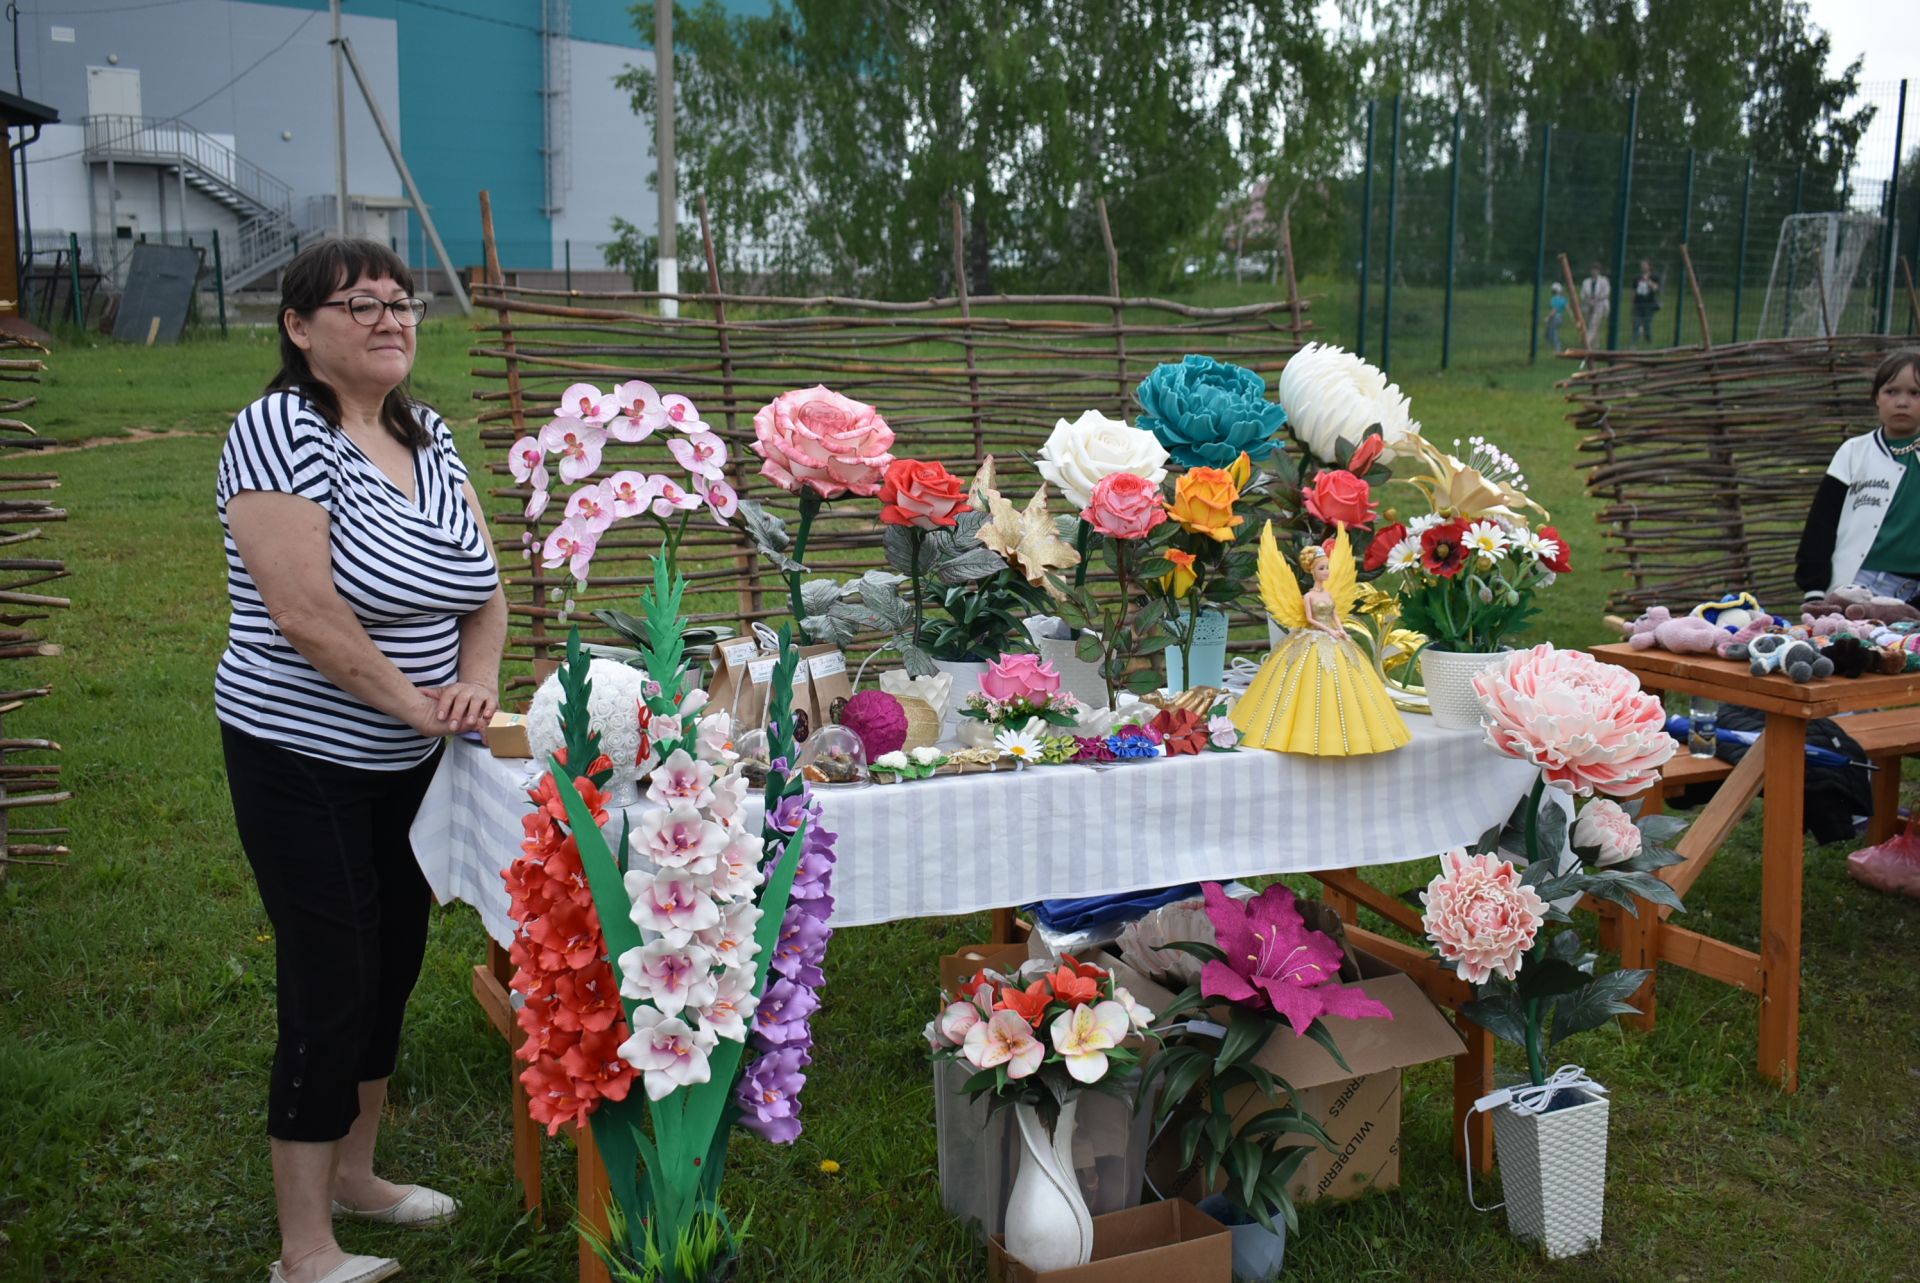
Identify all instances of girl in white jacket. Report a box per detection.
[1795,349,1920,602]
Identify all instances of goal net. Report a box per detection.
[1754,211,1887,339]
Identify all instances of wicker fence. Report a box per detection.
[1565,332,1916,615]
[471,196,1312,684]
[0,334,68,879]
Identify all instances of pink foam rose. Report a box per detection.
[1420,848,1548,984]
[1473,643,1676,797]
[978,653,1062,703]
[1082,471,1168,540]
[751,385,896,499]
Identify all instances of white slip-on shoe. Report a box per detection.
[269,1255,403,1283]
[331,1184,460,1229]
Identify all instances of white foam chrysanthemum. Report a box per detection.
[1277,342,1421,465]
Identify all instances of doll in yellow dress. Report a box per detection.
[1231,521,1411,756]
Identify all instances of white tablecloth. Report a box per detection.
[411,719,1539,947]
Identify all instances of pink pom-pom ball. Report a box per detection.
[839,689,908,759]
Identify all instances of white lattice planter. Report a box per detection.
[1491,1085,1610,1258]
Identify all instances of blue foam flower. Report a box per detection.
[1135,355,1288,470]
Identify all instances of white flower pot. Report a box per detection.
[1418,648,1508,730]
[1005,1096,1094,1272]
[929,659,991,743]
[1034,634,1110,712]
[1492,1085,1610,1259]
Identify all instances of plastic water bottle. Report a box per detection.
[1689,697,1717,758]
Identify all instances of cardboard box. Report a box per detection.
[987,1200,1232,1283]
[1147,949,1465,1206]
[484,711,531,759]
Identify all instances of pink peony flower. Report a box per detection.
[1473,644,1677,797]
[978,653,1062,703]
[1420,849,1548,984]
[1082,471,1168,540]
[751,385,896,499]
[1572,798,1642,868]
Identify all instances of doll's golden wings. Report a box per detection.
[1257,520,1306,630]
[1328,523,1359,620]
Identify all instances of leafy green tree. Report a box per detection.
[619,0,1346,294]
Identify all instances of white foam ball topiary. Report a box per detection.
[526,658,653,782]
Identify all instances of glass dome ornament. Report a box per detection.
[798,723,870,788]
[735,726,774,787]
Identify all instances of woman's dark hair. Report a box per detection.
[268,238,426,449]
[1871,348,1920,403]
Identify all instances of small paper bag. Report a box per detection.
[706,636,766,731]
[800,644,854,728]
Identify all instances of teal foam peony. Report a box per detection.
[1135,355,1288,469]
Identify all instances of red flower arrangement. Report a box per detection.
[505,765,637,1135]
[1363,521,1407,572]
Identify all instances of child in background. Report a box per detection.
[1544,283,1568,353]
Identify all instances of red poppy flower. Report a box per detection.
[1421,520,1470,578]
[1364,522,1407,571]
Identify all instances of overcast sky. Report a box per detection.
[1809,0,1919,92]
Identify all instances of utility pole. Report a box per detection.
[331,0,348,236]
[654,0,677,318]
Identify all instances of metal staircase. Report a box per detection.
[82,114,300,287]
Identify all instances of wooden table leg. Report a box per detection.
[1758,712,1807,1091]
[488,940,544,1214]
[576,1122,613,1283]
[1453,1015,1495,1173]
[990,906,1021,945]
[1868,753,1904,844]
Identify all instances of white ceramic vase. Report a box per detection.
[1004,1096,1094,1272]
[1491,1085,1610,1259]
[929,658,991,743]
[1418,648,1509,730]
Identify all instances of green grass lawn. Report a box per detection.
[1,321,1915,1282]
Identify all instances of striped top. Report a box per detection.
[215,391,500,770]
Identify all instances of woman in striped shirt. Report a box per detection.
[217,240,504,1283]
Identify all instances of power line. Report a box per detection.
[24,8,319,165]
[19,0,205,14]
[394,0,544,37]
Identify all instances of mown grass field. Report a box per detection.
[0,312,1915,1283]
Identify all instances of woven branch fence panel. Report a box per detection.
[1565,333,1916,615]
[471,196,1311,685]
[0,334,69,880]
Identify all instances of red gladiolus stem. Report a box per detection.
[787,491,821,637]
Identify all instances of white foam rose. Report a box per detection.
[1277,342,1421,465]
[1035,409,1170,511]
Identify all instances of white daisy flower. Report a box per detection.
[1406,512,1445,535]
[1385,537,1423,572]
[1464,520,1509,558]
[995,725,1046,765]
[1514,530,1560,565]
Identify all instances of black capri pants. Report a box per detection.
[221,723,445,1142]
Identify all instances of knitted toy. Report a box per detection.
[1627,606,1726,655]
[1798,612,1853,638]
[1692,591,1769,632]
[1819,634,1873,679]
[1844,599,1920,625]
[1745,634,1834,682]
[1720,615,1779,658]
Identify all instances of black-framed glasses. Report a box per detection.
[318,295,428,327]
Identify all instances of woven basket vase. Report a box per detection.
[897,696,943,753]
